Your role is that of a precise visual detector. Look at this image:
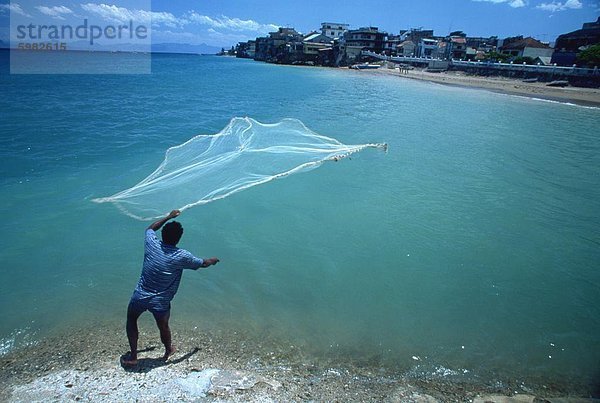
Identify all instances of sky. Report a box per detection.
[0,0,598,47]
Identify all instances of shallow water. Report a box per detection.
[1,50,599,389]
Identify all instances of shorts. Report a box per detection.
[128,297,170,319]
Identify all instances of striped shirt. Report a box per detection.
[131,229,204,310]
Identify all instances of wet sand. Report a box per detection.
[1,321,598,402]
[356,66,600,107]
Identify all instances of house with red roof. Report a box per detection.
[447,36,467,60]
[499,37,553,60]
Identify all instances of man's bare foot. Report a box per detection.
[121,353,138,367]
[162,345,176,361]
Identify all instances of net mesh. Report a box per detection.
[93,117,387,220]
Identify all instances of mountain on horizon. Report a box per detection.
[0,40,221,54]
[151,43,221,54]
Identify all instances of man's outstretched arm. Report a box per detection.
[147,210,180,231]
[200,257,220,268]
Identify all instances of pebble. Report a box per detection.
[0,323,594,402]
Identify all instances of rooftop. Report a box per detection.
[502,37,550,50]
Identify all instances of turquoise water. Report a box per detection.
[1,50,599,388]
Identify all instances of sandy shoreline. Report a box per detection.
[2,322,598,402]
[350,66,600,107]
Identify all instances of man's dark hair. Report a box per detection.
[162,221,183,245]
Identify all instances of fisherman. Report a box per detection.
[122,209,219,366]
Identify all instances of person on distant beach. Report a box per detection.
[122,209,219,366]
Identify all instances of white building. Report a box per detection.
[321,22,349,39]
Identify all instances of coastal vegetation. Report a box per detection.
[576,43,600,67]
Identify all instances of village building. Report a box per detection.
[552,17,600,66]
[446,36,467,60]
[254,27,303,62]
[343,26,388,61]
[302,32,334,62]
[321,22,349,39]
[384,34,403,55]
[466,36,498,53]
[417,38,440,58]
[396,40,416,57]
[499,37,553,60]
[403,28,435,44]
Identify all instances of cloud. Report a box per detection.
[81,3,147,23]
[508,0,527,6]
[36,5,73,20]
[78,4,278,33]
[80,3,181,27]
[73,4,279,45]
[536,0,582,11]
[0,3,32,17]
[472,0,527,7]
[186,13,278,34]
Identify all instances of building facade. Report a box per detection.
[446,36,467,59]
[344,27,387,53]
[321,22,349,39]
[500,37,553,59]
[552,17,600,66]
[417,38,440,58]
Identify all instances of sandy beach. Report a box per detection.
[1,321,598,402]
[357,66,600,107]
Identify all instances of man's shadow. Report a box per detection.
[120,346,200,373]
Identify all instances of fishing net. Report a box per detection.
[93,117,387,220]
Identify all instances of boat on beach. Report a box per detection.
[547,80,569,87]
[350,63,381,70]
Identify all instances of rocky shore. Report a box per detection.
[1,322,598,402]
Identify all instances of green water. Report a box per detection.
[1,51,599,388]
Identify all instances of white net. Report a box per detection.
[93,117,387,220]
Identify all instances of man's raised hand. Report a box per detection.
[168,210,181,219]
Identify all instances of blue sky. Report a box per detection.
[1,0,598,46]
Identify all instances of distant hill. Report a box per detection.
[0,40,220,54]
[151,43,221,54]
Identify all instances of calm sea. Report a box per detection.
[1,50,599,388]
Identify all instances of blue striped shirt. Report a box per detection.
[131,229,204,309]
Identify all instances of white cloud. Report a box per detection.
[36,5,73,20]
[149,11,182,27]
[73,4,279,45]
[0,3,32,17]
[509,0,527,7]
[81,3,145,23]
[472,0,527,7]
[564,0,583,7]
[80,3,181,27]
[78,4,278,33]
[186,12,278,34]
[536,0,582,11]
